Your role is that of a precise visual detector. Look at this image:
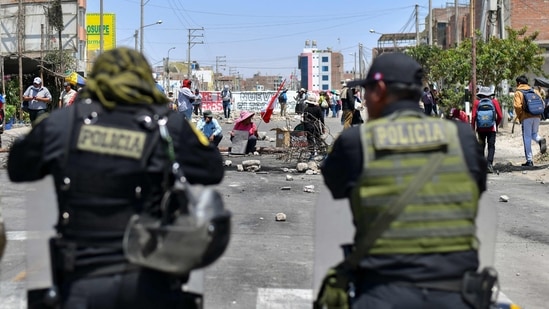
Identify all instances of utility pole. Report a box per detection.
[134,30,138,50]
[470,0,476,101]
[415,4,419,46]
[429,0,433,45]
[455,0,460,45]
[18,0,24,120]
[215,55,226,90]
[358,43,364,79]
[187,27,204,79]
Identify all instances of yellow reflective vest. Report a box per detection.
[350,111,479,255]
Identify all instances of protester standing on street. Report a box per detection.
[302,93,325,161]
[340,81,355,129]
[22,77,52,125]
[319,53,488,309]
[294,88,308,115]
[8,47,225,309]
[330,90,340,118]
[513,75,546,167]
[58,82,77,108]
[421,86,434,116]
[178,78,195,120]
[193,89,203,117]
[221,85,233,120]
[471,86,503,173]
[278,88,288,117]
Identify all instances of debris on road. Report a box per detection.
[499,195,509,202]
[275,213,287,221]
[286,175,293,181]
[303,185,315,193]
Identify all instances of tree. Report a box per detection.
[405,44,442,83]
[406,26,546,112]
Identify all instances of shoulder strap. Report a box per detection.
[346,152,446,268]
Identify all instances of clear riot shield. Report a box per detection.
[313,184,499,301]
[25,176,204,308]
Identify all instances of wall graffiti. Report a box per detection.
[196,91,299,115]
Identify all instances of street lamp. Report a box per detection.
[139,19,162,53]
[166,47,176,90]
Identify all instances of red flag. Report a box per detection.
[261,79,286,123]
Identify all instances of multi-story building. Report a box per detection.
[297,41,344,92]
[0,0,86,77]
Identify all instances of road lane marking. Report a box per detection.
[6,231,48,241]
[256,288,312,309]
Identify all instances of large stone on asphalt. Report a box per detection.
[296,162,309,172]
[307,161,319,171]
[242,160,261,172]
[275,213,287,221]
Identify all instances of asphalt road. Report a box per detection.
[1,114,548,308]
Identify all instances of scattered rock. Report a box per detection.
[499,195,509,202]
[246,165,261,172]
[305,170,317,175]
[280,186,291,190]
[296,162,309,172]
[253,151,260,156]
[307,161,319,171]
[237,164,244,172]
[286,175,293,181]
[259,217,264,220]
[242,159,261,172]
[303,185,315,193]
[242,159,261,167]
[275,213,286,221]
[224,160,233,167]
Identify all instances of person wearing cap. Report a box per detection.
[196,110,223,147]
[193,89,203,117]
[294,88,308,115]
[221,85,233,120]
[303,93,325,160]
[22,77,53,125]
[339,80,355,128]
[278,88,288,117]
[8,47,225,308]
[58,82,77,108]
[229,111,258,154]
[320,53,488,309]
[471,86,503,173]
[167,91,177,110]
[513,75,546,167]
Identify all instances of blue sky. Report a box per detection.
[88,0,450,78]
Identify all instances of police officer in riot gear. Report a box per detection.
[8,47,226,309]
[320,53,489,308]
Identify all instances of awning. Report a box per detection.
[65,72,86,86]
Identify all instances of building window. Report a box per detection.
[322,84,329,91]
[322,56,329,62]
[322,75,329,81]
[322,66,329,72]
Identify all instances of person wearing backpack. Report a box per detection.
[471,87,503,173]
[513,75,547,167]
